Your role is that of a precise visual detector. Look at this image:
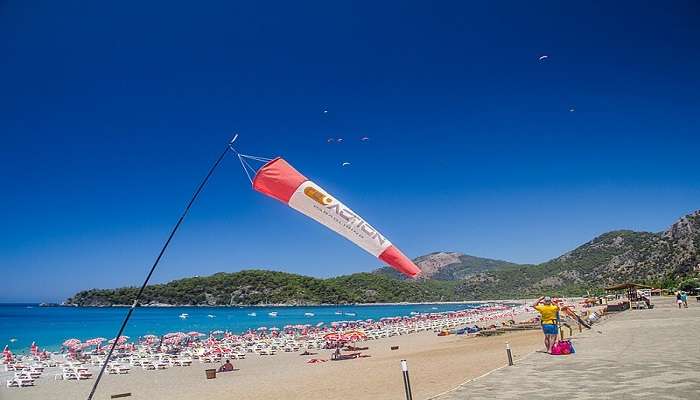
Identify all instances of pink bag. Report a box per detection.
[551,340,574,355]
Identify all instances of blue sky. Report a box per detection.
[2,1,699,302]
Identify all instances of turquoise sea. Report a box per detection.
[1,303,482,352]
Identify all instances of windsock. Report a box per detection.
[252,157,421,278]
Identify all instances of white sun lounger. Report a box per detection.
[6,377,35,388]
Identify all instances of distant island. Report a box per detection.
[67,210,700,306]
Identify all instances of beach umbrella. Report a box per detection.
[257,327,268,331]
[187,331,205,337]
[323,332,342,341]
[63,339,81,347]
[108,336,129,344]
[142,335,158,344]
[163,336,183,345]
[341,330,367,342]
[68,344,82,353]
[84,338,106,346]
[211,330,225,335]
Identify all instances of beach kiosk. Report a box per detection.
[604,283,654,311]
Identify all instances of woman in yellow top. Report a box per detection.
[532,296,559,354]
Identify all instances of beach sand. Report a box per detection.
[2,328,546,400]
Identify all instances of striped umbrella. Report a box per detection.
[341,330,367,342]
[84,338,106,346]
[108,336,129,344]
[63,339,81,347]
[322,332,342,342]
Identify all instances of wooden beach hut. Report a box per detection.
[604,283,654,310]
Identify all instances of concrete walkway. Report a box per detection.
[434,297,700,400]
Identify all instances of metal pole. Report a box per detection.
[85,136,235,400]
[401,359,413,400]
[560,324,565,340]
[506,342,513,366]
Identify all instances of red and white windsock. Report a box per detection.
[252,157,421,278]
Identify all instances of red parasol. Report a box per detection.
[341,330,367,342]
[108,335,129,344]
[322,332,343,342]
[63,339,81,347]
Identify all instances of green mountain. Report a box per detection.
[66,210,700,305]
[454,210,700,299]
[66,270,461,306]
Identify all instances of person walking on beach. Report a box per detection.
[681,291,688,308]
[532,296,560,353]
[676,291,683,309]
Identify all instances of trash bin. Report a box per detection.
[205,369,217,379]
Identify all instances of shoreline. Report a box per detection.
[1,300,603,400]
[52,299,531,308]
[2,303,547,400]
[4,302,521,353]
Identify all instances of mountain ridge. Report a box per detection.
[66,210,700,305]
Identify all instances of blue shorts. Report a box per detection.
[542,324,558,335]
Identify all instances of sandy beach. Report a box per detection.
[2,328,545,400]
[0,301,570,400]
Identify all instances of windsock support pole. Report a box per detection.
[401,359,413,400]
[85,135,236,400]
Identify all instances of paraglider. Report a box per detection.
[569,106,575,112]
[337,138,344,143]
[361,136,369,141]
[341,162,351,167]
[250,157,421,278]
[538,55,549,61]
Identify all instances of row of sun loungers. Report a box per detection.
[5,362,45,387]
[3,305,525,390]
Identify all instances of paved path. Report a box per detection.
[433,297,700,400]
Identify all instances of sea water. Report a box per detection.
[0,302,483,352]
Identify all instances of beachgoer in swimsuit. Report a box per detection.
[218,359,234,372]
